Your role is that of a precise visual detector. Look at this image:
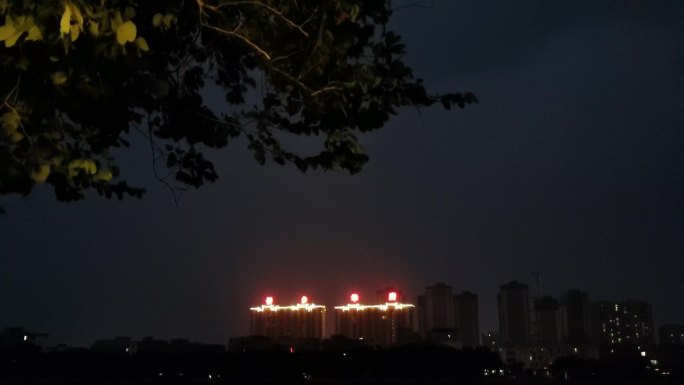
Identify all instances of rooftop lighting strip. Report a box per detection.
[250,303,326,312]
[333,303,415,311]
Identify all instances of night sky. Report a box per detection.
[2,1,683,347]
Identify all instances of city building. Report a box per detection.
[658,324,684,346]
[417,283,456,340]
[250,295,326,340]
[590,300,655,348]
[91,336,135,354]
[416,284,480,346]
[560,289,592,346]
[0,327,48,351]
[482,331,500,349]
[498,281,530,346]
[454,291,480,347]
[334,290,414,348]
[533,296,560,346]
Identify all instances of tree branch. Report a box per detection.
[1,76,32,145]
[216,1,309,37]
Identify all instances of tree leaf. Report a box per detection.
[69,3,84,30]
[95,169,113,182]
[69,23,79,41]
[115,21,136,45]
[1,110,20,131]
[60,5,72,35]
[88,21,99,36]
[30,164,51,183]
[4,29,22,47]
[26,25,42,41]
[152,13,163,27]
[135,36,149,51]
[162,14,174,28]
[52,71,68,85]
[0,23,15,41]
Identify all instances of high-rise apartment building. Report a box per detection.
[417,283,455,339]
[250,296,326,340]
[560,289,592,346]
[590,300,655,348]
[498,281,530,346]
[533,296,560,346]
[335,290,414,348]
[454,291,480,347]
[658,324,684,346]
[482,331,500,349]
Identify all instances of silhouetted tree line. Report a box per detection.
[1,342,682,383]
[1,344,499,382]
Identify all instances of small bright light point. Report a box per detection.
[388,291,397,302]
[23,335,27,341]
[641,351,647,357]
[350,293,359,303]
[300,295,308,304]
[265,296,273,305]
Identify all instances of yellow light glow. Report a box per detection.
[250,302,326,312]
[334,302,415,311]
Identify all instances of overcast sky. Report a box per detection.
[1,0,683,347]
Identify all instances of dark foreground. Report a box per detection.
[2,345,682,385]
[0,379,682,385]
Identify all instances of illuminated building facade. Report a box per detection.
[334,290,414,348]
[590,300,655,348]
[250,296,326,340]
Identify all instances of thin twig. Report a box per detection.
[1,76,33,145]
[134,118,181,207]
[215,1,309,37]
[201,23,272,60]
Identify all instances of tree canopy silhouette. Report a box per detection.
[0,0,476,206]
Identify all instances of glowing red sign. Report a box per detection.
[265,296,274,306]
[388,291,397,302]
[350,293,359,303]
[300,295,308,304]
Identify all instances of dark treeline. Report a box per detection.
[1,343,683,384]
[2,345,496,381]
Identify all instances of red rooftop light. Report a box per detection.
[265,296,274,306]
[300,295,308,304]
[350,293,359,303]
[388,291,397,302]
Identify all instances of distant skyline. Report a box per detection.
[2,278,676,347]
[2,0,683,347]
